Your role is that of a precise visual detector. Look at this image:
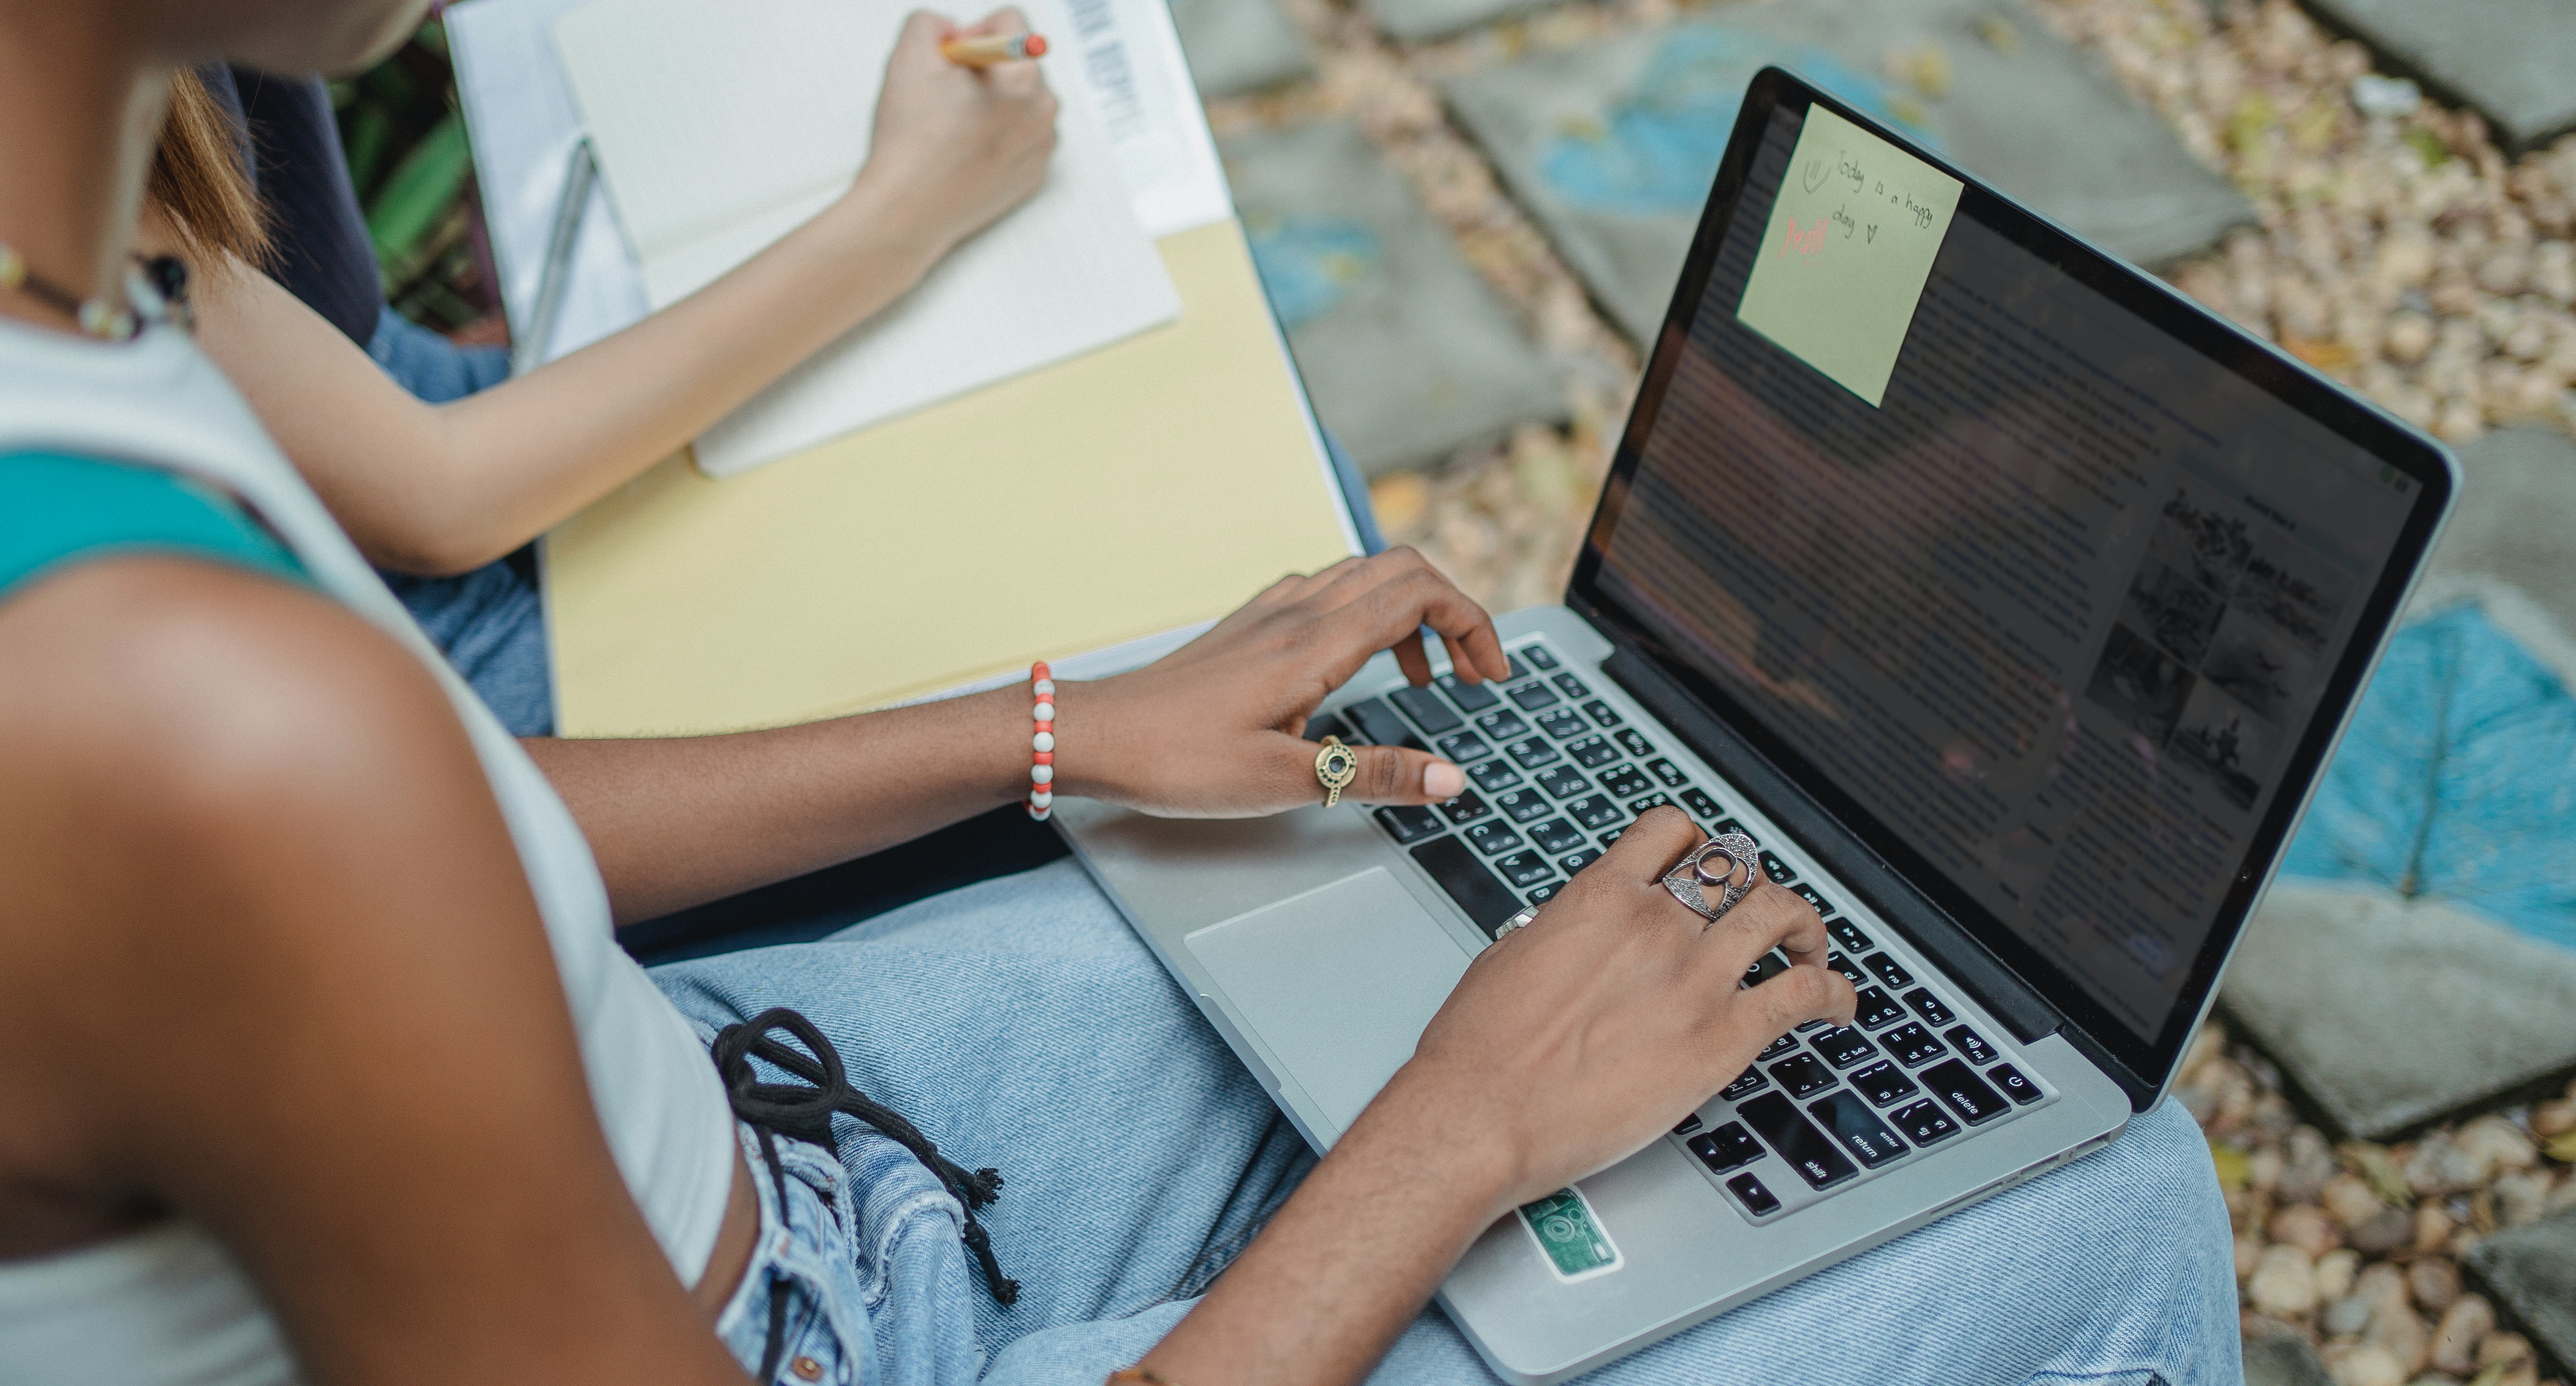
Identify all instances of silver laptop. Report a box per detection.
[1056,69,2457,1384]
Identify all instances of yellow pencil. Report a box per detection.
[941,31,1048,66]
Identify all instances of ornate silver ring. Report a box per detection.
[1661,832,1761,923]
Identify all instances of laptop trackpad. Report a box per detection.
[1184,867,1475,1139]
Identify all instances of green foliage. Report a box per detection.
[335,17,493,331]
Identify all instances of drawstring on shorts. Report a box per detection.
[711,1008,1019,1380]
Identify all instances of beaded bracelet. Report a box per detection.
[1027,661,1056,821]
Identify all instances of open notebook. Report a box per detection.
[553,0,1182,478]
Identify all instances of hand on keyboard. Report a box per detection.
[1371,807,1856,1213]
[1052,548,1512,817]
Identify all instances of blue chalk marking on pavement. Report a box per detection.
[1244,214,1384,330]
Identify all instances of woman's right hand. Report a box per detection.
[855,9,1059,264]
[1373,809,1857,1213]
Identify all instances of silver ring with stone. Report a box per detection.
[1661,832,1761,923]
[1493,906,1539,941]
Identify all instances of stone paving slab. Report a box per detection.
[1223,119,1563,474]
[2220,426,2576,1139]
[1171,0,1313,100]
[2466,1203,2576,1375]
[1443,0,2255,343]
[2301,0,2576,155]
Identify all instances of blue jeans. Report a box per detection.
[654,859,2239,1386]
[365,305,1386,740]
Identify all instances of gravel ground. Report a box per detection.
[1209,2,2576,1380]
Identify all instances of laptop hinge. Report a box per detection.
[1593,638,2072,1051]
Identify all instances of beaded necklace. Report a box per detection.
[0,244,193,340]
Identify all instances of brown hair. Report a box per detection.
[147,68,270,269]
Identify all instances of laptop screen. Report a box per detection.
[1575,74,2451,1081]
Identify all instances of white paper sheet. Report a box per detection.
[553,0,1185,477]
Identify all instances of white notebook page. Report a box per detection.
[554,0,1182,477]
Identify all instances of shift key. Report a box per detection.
[1733,1092,1857,1190]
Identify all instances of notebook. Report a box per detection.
[552,0,1183,478]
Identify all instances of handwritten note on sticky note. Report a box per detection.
[1735,104,1962,407]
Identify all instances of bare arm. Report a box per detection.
[0,558,748,1384]
[187,9,1058,576]
[526,549,1507,924]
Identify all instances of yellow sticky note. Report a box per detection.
[1734,104,1962,407]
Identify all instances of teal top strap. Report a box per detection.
[0,452,309,598]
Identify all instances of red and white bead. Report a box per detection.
[1027,661,1056,820]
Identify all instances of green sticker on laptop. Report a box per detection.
[1518,1188,1624,1282]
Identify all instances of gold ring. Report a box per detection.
[1314,735,1358,809]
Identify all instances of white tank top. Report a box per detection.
[0,317,739,1382]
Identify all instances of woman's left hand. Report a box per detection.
[1053,548,1510,817]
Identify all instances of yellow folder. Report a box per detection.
[544,218,1356,738]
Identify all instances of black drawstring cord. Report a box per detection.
[711,1008,1020,1307]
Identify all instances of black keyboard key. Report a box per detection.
[1719,1066,1767,1101]
[1680,787,1724,820]
[1853,987,1907,1029]
[1826,917,1872,952]
[1464,821,1523,856]
[1882,1022,1946,1067]
[1945,1025,1999,1067]
[1524,818,1585,854]
[1341,697,1424,750]
[1791,883,1835,916]
[1808,1091,1909,1168]
[1525,882,1562,906]
[1493,787,1552,823]
[1687,1121,1765,1173]
[1437,673,1499,712]
[1904,989,1956,1026]
[1674,1111,1702,1136]
[1435,731,1489,763]
[1989,1064,2042,1104]
[1582,699,1622,727]
[1742,950,1788,987]
[1494,851,1555,888]
[1468,758,1523,793]
[1795,1018,1830,1031]
[1890,1100,1960,1146]
[1565,735,1620,768]
[1556,847,1602,875]
[1809,1026,1877,1069]
[1597,765,1652,799]
[1390,685,1463,735]
[1536,709,1588,740]
[1409,836,1521,936]
[1436,791,1493,825]
[1567,795,1623,830]
[1517,643,1559,670]
[1303,711,1351,743]
[1597,827,1626,847]
[1759,851,1796,884]
[1534,765,1591,799]
[1476,709,1529,740]
[1550,672,1592,699]
[1625,791,1673,815]
[1646,757,1689,788]
[1863,953,1915,989]
[1759,1032,1799,1060]
[1726,1172,1781,1215]
[1766,1052,1836,1098]
[1920,1060,2010,1125]
[1848,1060,1920,1108]
[1612,728,1653,759]
[1735,1093,1858,1190]
[1508,681,1560,711]
[1507,737,1560,769]
[1825,952,1868,986]
[1373,805,1444,844]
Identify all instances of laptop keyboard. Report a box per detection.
[1314,637,2052,1223]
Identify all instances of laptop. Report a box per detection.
[1054,68,2457,1384]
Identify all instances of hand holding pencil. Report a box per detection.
[854,11,1060,256]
